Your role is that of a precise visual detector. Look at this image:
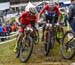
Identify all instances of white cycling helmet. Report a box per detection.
[29,7,36,14]
[49,0,54,5]
[49,0,55,11]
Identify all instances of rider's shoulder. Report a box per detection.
[23,11,29,14]
[20,11,29,17]
[54,5,58,8]
[22,11,29,15]
[44,4,49,8]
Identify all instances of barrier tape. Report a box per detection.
[0,38,16,44]
[10,32,18,35]
[0,33,17,38]
[0,32,17,44]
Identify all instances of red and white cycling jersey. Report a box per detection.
[40,4,61,17]
[19,11,37,25]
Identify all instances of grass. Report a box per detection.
[0,27,74,65]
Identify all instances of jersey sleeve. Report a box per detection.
[40,4,49,15]
[20,11,28,18]
[55,5,61,16]
[19,11,28,22]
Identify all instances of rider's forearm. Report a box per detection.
[38,13,41,20]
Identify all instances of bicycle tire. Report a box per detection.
[16,34,22,58]
[19,35,33,63]
[43,29,51,56]
[33,30,39,45]
[60,31,75,59]
[50,31,55,49]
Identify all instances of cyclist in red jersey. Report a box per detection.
[19,7,37,32]
[38,1,61,41]
[14,7,38,52]
[39,2,61,23]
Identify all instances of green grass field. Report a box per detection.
[0,27,74,65]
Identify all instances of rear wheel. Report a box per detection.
[60,31,75,59]
[33,30,39,45]
[19,35,33,63]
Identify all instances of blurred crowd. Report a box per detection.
[0,7,26,42]
[0,20,17,41]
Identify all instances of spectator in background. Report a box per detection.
[0,22,3,41]
[0,23,7,41]
[2,23,7,33]
[11,22,17,32]
[2,23,7,41]
[6,21,11,36]
[68,0,75,32]
[64,7,68,26]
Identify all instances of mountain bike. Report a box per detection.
[60,30,75,59]
[42,22,64,56]
[42,14,64,56]
[16,25,33,63]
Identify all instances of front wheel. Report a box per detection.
[43,30,51,56]
[16,33,23,58]
[60,31,75,59]
[19,35,33,63]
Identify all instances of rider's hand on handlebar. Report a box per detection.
[56,22,60,26]
[37,18,43,23]
[37,20,40,23]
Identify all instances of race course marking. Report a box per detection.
[0,38,16,44]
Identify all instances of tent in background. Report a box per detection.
[25,2,35,11]
[0,2,10,10]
